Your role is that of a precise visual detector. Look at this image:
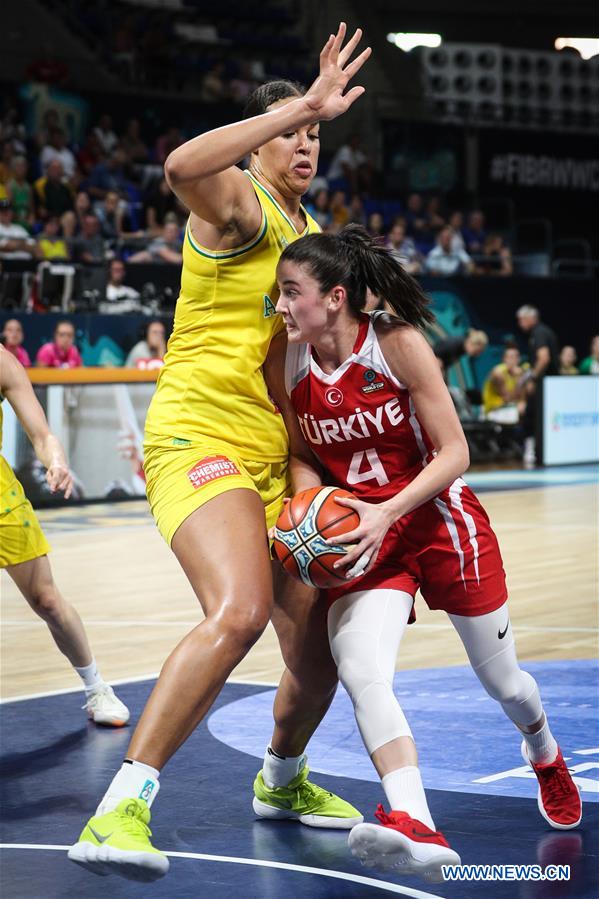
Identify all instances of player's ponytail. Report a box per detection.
[280,224,433,329]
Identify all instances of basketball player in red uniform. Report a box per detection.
[273,225,581,880]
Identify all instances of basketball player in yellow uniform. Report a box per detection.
[0,346,129,725]
[70,24,371,881]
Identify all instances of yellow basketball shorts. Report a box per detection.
[0,468,51,568]
[143,435,290,546]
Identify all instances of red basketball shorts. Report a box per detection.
[326,480,508,617]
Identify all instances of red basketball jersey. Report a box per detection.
[286,312,437,501]
[285,312,508,614]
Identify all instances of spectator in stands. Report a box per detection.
[72,213,107,264]
[516,304,559,467]
[329,190,349,232]
[36,216,70,260]
[201,61,229,103]
[61,190,91,241]
[434,329,489,374]
[326,134,372,194]
[559,346,579,375]
[94,190,124,246]
[367,211,385,244]
[1,318,31,367]
[305,188,331,231]
[385,219,421,274]
[463,209,487,254]
[41,128,77,181]
[476,233,513,277]
[125,319,166,369]
[448,211,466,251]
[36,320,83,368]
[0,199,36,259]
[103,259,141,313]
[87,148,131,201]
[34,159,74,219]
[482,345,528,421]
[127,222,182,264]
[155,126,183,166]
[7,156,34,231]
[230,61,259,103]
[425,226,474,276]
[145,178,179,235]
[347,193,366,226]
[77,132,103,178]
[425,195,446,233]
[94,114,119,156]
[121,118,149,163]
[405,192,427,238]
[579,336,599,375]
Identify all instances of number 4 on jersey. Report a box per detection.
[347,448,389,487]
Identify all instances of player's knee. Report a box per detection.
[337,657,386,705]
[218,601,270,649]
[481,669,529,705]
[30,585,63,622]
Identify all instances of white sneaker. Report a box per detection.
[348,805,461,883]
[85,684,130,727]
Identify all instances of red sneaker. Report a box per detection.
[521,742,582,830]
[348,805,460,882]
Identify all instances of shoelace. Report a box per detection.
[296,781,334,810]
[82,685,115,709]
[538,761,575,797]
[116,811,152,840]
[375,804,409,827]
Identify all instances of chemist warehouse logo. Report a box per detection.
[552,411,599,431]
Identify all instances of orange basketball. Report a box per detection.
[273,486,360,588]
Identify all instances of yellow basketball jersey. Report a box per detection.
[145,172,320,461]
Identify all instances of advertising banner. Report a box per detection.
[542,376,599,466]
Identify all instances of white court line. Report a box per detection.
[2,620,597,633]
[0,673,277,704]
[0,844,444,898]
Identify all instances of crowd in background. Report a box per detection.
[0,110,515,281]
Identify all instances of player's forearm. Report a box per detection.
[32,433,68,472]
[165,98,313,184]
[383,442,470,521]
[289,453,322,494]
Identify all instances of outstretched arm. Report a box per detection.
[164,23,370,238]
[0,348,73,498]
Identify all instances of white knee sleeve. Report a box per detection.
[450,602,543,727]
[328,590,414,756]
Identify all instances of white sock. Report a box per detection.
[382,766,435,831]
[96,759,160,815]
[262,746,306,788]
[74,658,104,693]
[522,719,558,765]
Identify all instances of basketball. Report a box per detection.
[273,486,360,588]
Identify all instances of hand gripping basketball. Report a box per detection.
[273,486,361,588]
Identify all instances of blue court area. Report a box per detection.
[1,662,598,898]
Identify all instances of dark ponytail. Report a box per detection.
[280,224,434,329]
[243,80,305,119]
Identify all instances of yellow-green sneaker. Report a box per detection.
[253,765,363,829]
[67,797,169,881]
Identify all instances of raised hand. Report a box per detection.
[303,22,371,121]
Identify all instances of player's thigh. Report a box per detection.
[270,562,336,680]
[6,553,55,605]
[171,487,274,624]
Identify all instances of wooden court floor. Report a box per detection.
[1,483,597,700]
